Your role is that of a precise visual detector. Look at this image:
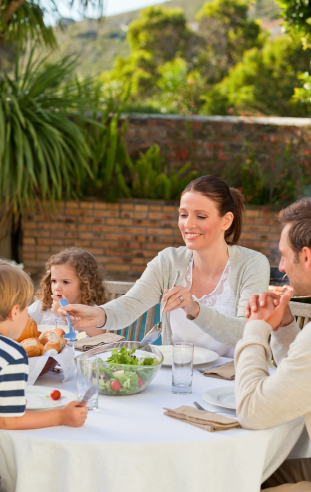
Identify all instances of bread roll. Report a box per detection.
[59,337,67,351]
[39,330,61,345]
[44,341,60,354]
[21,338,44,357]
[53,328,66,338]
[15,318,37,343]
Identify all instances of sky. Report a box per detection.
[44,0,169,22]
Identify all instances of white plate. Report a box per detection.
[202,386,236,410]
[159,345,218,367]
[25,386,76,410]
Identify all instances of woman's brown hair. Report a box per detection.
[35,248,107,311]
[181,175,245,245]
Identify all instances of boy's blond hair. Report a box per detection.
[0,261,33,321]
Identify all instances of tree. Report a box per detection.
[102,6,200,98]
[196,0,266,84]
[201,35,311,117]
[0,1,104,50]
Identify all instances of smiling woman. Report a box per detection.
[61,176,270,357]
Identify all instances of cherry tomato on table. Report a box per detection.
[110,380,121,392]
[50,390,61,400]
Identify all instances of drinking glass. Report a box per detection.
[76,356,99,410]
[172,342,194,394]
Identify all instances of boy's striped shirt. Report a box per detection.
[0,335,28,417]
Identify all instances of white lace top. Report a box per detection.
[170,258,236,357]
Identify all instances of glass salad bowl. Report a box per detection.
[75,341,163,396]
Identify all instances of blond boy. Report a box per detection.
[0,260,87,429]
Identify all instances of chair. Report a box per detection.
[289,301,311,329]
[105,281,157,341]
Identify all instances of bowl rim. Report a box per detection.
[76,341,164,367]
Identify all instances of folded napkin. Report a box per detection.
[203,360,235,380]
[163,405,240,432]
[75,333,125,351]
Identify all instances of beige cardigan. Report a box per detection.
[235,318,311,439]
[103,245,270,347]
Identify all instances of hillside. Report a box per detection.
[47,0,281,77]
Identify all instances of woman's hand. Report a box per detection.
[58,305,107,330]
[162,285,200,319]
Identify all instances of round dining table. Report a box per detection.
[0,355,304,492]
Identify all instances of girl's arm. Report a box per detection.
[0,401,87,430]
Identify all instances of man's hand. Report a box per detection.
[245,291,294,329]
[58,305,107,330]
[248,291,293,330]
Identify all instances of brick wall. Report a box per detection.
[122,114,311,172]
[22,199,280,280]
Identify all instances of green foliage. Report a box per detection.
[201,36,311,116]
[218,129,311,208]
[156,58,206,115]
[132,145,199,200]
[101,6,200,99]
[277,0,311,40]
[195,0,266,84]
[0,50,95,225]
[1,1,105,50]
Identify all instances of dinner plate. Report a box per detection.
[202,386,236,410]
[25,386,76,410]
[159,345,218,367]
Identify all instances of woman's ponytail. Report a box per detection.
[225,188,245,245]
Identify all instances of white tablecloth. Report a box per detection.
[0,356,305,492]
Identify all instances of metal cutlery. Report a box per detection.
[77,385,100,407]
[196,363,225,374]
[193,401,236,417]
[161,270,180,315]
[138,322,162,349]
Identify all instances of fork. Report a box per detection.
[196,363,224,374]
[193,401,236,417]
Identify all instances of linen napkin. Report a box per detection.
[163,405,240,432]
[27,346,76,385]
[75,332,125,351]
[203,360,235,380]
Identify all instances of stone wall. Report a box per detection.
[122,114,311,173]
[22,199,280,279]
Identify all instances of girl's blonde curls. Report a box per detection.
[35,248,107,311]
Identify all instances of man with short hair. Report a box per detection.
[235,197,311,491]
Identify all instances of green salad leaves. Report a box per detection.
[98,346,160,395]
[105,346,157,366]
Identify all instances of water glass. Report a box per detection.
[76,356,99,410]
[172,342,194,394]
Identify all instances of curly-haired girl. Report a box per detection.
[28,248,107,337]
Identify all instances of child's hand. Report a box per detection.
[60,401,88,427]
[51,294,67,316]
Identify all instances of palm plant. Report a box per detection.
[0,50,95,233]
[0,1,105,50]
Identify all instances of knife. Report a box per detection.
[77,385,100,407]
